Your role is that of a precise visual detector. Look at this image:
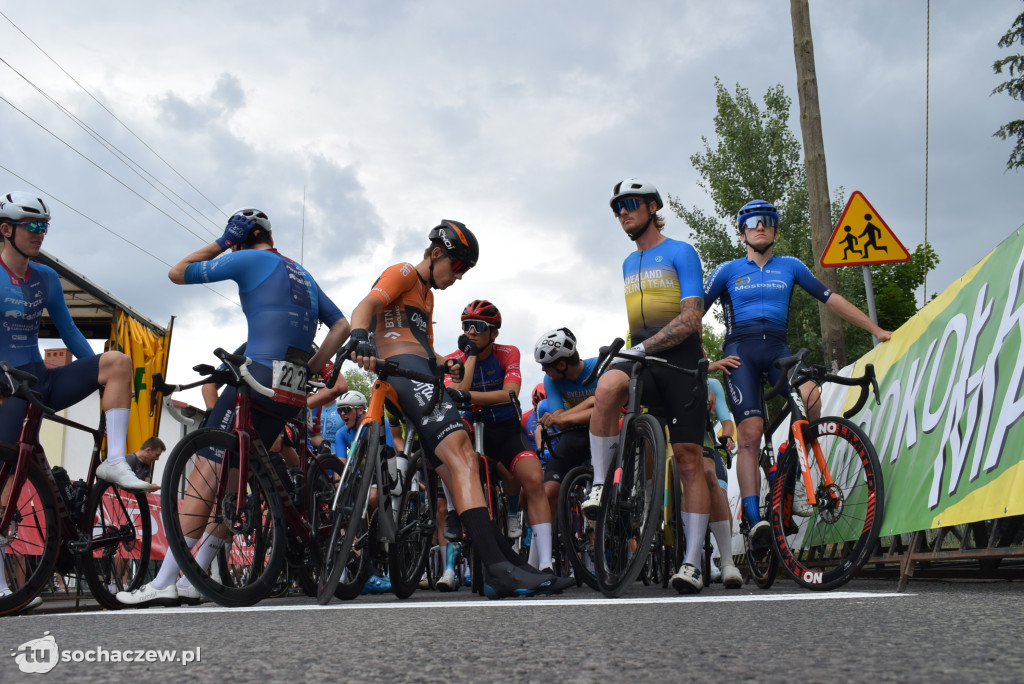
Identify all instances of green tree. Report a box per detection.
[671,79,938,364]
[343,367,374,398]
[993,4,1024,170]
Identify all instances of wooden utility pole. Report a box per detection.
[791,0,846,368]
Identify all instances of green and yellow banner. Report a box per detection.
[826,227,1024,536]
[111,313,172,454]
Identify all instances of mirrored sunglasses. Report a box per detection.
[462,320,490,333]
[612,197,646,214]
[339,406,356,415]
[739,214,778,231]
[449,256,469,274]
[15,221,48,235]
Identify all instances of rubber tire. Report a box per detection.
[557,465,599,590]
[388,452,435,599]
[81,481,152,610]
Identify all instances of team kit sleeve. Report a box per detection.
[789,256,833,303]
[703,261,729,312]
[368,262,418,306]
[543,376,566,412]
[675,241,705,301]
[41,266,94,361]
[500,346,523,386]
[708,378,732,423]
[312,276,346,326]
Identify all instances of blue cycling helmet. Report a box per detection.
[736,200,779,232]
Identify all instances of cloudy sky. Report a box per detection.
[2,1,1022,407]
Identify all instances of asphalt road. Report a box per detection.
[2,577,1021,683]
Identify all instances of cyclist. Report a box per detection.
[703,199,891,552]
[445,300,553,571]
[590,178,711,594]
[534,327,600,526]
[0,192,152,492]
[118,207,350,606]
[341,221,572,598]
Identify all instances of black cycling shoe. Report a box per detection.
[483,562,574,599]
[444,510,463,541]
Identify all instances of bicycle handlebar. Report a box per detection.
[765,349,881,418]
[585,337,709,387]
[449,389,522,423]
[0,361,55,416]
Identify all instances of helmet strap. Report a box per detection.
[627,213,654,242]
[428,252,439,289]
[5,226,32,260]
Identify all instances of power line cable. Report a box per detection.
[0,9,227,222]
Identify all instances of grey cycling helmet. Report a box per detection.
[609,178,663,212]
[337,390,368,409]
[534,327,578,365]
[0,191,51,222]
[230,207,272,233]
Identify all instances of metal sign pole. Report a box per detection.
[862,264,879,346]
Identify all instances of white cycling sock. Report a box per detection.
[532,522,553,571]
[441,480,455,512]
[710,520,736,568]
[103,408,131,465]
[589,433,616,485]
[192,532,226,573]
[681,512,710,569]
[151,535,198,590]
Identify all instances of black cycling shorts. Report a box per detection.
[0,357,102,444]
[477,417,537,475]
[385,354,466,467]
[542,428,591,483]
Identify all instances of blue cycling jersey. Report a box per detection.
[184,249,345,366]
[703,255,831,343]
[708,377,731,424]
[544,358,600,411]
[1,257,94,366]
[622,237,704,344]
[334,417,394,457]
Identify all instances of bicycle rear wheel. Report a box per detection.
[388,451,435,599]
[161,428,287,607]
[294,453,345,597]
[595,414,666,597]
[318,422,379,604]
[744,447,779,589]
[0,448,61,616]
[660,463,685,589]
[557,465,598,590]
[771,417,884,591]
[81,481,152,610]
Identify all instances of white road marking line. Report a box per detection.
[39,591,910,618]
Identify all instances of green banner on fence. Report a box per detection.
[835,227,1024,536]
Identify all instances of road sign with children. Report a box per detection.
[821,191,910,267]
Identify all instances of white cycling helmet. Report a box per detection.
[609,178,663,212]
[0,191,51,222]
[230,207,272,233]
[534,327,578,365]
[337,390,367,409]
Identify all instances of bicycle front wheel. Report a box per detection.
[295,453,345,597]
[595,414,666,597]
[318,422,379,604]
[557,465,598,590]
[81,482,152,610]
[771,416,884,591]
[0,447,61,616]
[388,451,435,599]
[161,428,287,607]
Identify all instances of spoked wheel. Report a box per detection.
[317,423,379,604]
[161,428,286,607]
[81,481,152,610]
[556,465,598,590]
[744,447,779,589]
[0,447,60,617]
[595,414,666,597]
[771,417,884,591]
[295,454,345,597]
[388,452,435,599]
[660,469,685,589]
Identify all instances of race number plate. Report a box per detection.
[271,360,307,407]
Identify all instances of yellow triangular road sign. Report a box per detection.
[821,191,910,267]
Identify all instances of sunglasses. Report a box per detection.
[448,256,469,275]
[739,214,779,231]
[612,197,647,214]
[15,221,48,235]
[462,320,491,334]
[339,407,356,415]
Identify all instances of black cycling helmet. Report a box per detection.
[428,220,478,269]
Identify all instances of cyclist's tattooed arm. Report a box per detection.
[640,297,703,355]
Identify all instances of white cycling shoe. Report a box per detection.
[96,460,154,491]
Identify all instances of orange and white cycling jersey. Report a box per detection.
[367,262,435,359]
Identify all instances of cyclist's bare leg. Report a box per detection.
[433,431,486,513]
[675,442,710,568]
[800,380,821,422]
[735,415,763,501]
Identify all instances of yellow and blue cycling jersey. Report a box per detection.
[622,237,704,344]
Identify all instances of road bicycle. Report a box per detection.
[317,358,444,604]
[743,348,884,591]
[153,348,343,607]
[585,338,709,598]
[0,361,152,615]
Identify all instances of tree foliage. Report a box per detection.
[993,4,1024,171]
[343,367,375,398]
[671,79,938,363]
